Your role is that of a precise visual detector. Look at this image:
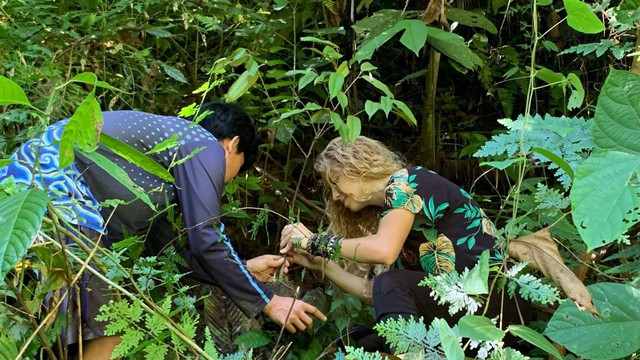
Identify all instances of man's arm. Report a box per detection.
[173,140,273,318]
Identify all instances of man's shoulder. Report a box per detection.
[102,110,180,121]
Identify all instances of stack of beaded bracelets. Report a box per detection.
[307,233,341,258]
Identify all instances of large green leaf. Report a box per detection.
[59,93,103,168]
[352,9,403,46]
[445,9,498,34]
[531,147,574,180]
[346,115,361,142]
[509,325,563,360]
[328,73,345,99]
[426,28,483,69]
[438,319,464,360]
[354,24,403,63]
[100,134,175,183]
[392,100,417,126]
[0,334,18,360]
[535,67,566,87]
[0,75,31,107]
[397,19,428,56]
[362,74,394,98]
[545,282,640,359]
[563,0,605,34]
[617,0,640,24]
[593,69,640,155]
[80,150,155,211]
[226,70,260,102]
[462,249,489,295]
[570,150,640,250]
[0,189,48,280]
[161,63,189,84]
[458,315,505,341]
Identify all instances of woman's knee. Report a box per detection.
[373,270,410,295]
[372,270,421,322]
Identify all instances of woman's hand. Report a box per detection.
[287,251,326,272]
[280,223,314,254]
[246,255,289,282]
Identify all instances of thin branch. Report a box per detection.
[5,278,58,360]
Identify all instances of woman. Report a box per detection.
[280,136,530,341]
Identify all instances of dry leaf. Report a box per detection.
[421,0,450,27]
[508,228,598,315]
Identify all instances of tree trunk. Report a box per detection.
[631,27,640,75]
[420,47,441,171]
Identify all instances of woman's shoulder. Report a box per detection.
[392,166,472,202]
[401,166,454,187]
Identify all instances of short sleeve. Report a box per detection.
[382,168,424,215]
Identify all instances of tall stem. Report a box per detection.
[508,0,539,236]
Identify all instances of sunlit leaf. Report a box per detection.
[328,73,345,99]
[392,100,417,126]
[458,315,505,341]
[397,19,428,56]
[0,75,31,107]
[563,0,605,34]
[0,189,48,280]
[463,250,489,295]
[363,74,393,98]
[100,134,175,183]
[80,150,155,210]
[59,93,103,168]
[226,70,260,102]
[346,115,361,142]
[438,319,464,360]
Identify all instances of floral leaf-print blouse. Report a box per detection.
[382,166,499,275]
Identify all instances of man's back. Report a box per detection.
[75,110,224,243]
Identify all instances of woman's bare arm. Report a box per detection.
[288,252,375,305]
[330,209,414,265]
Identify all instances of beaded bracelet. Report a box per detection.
[307,233,341,258]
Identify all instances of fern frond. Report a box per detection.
[534,183,569,216]
[419,269,483,315]
[489,347,530,360]
[374,317,443,359]
[344,346,384,360]
[506,262,560,305]
[474,114,593,189]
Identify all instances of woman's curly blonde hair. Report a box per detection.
[314,136,406,238]
[314,136,406,290]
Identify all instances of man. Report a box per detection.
[0,101,325,359]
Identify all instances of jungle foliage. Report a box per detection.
[1,0,640,359]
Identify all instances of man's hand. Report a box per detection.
[246,255,289,282]
[263,294,327,333]
[280,223,314,254]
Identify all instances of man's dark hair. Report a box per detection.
[193,101,258,172]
